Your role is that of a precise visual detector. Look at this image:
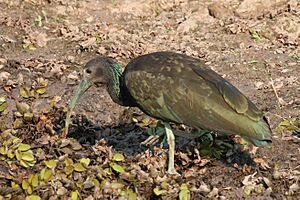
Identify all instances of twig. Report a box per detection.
[264,61,286,107]
[269,77,283,107]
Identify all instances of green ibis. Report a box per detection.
[65,51,272,174]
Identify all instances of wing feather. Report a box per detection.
[123,51,271,144]
[191,66,263,121]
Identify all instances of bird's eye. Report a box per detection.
[85,68,92,74]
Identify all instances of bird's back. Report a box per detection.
[123,52,272,146]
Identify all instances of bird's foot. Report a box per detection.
[141,135,161,146]
[141,126,166,146]
[167,166,180,175]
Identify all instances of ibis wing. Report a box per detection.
[124,70,185,123]
[191,66,263,122]
[124,51,263,123]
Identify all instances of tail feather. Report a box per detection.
[243,117,272,147]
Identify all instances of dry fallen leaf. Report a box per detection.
[254,158,271,170]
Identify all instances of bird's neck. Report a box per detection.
[107,64,136,107]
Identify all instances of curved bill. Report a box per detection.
[64,79,92,136]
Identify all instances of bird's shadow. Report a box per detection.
[66,115,256,168]
[66,114,149,156]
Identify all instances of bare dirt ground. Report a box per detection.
[0,0,300,199]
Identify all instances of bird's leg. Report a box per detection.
[164,122,179,175]
[141,125,165,146]
[160,134,167,148]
